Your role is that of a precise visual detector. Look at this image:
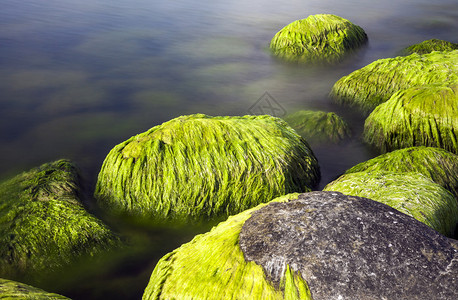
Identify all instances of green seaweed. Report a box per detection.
[330,50,458,114]
[0,160,121,280]
[283,110,351,144]
[142,193,313,300]
[0,278,69,299]
[323,172,458,237]
[270,14,367,64]
[344,147,458,199]
[363,83,458,154]
[402,39,458,55]
[94,114,320,221]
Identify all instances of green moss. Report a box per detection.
[344,147,458,199]
[0,160,121,280]
[363,83,458,154]
[270,14,367,64]
[0,278,69,299]
[402,39,458,55]
[142,193,312,300]
[330,50,458,114]
[323,172,458,236]
[95,114,320,221]
[283,110,351,144]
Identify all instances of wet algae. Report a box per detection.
[95,114,320,222]
[270,14,367,64]
[402,39,458,55]
[0,160,121,281]
[0,278,69,299]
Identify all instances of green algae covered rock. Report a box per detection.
[144,191,458,299]
[0,278,70,299]
[95,114,320,221]
[402,39,458,55]
[0,160,121,280]
[323,172,458,236]
[283,110,351,144]
[330,50,458,114]
[364,83,458,154]
[142,193,312,300]
[270,14,367,64]
[344,147,458,199]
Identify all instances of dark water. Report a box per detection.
[0,0,457,298]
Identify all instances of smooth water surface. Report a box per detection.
[1,0,457,298]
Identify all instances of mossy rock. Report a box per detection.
[0,160,121,280]
[0,278,70,299]
[95,114,320,222]
[144,191,458,299]
[270,14,367,64]
[323,171,458,236]
[364,83,458,154]
[402,39,458,55]
[283,110,351,144]
[330,50,458,114]
[344,146,458,199]
[142,193,312,300]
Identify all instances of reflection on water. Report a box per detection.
[0,0,457,298]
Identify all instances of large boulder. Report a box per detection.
[270,14,367,64]
[95,114,320,221]
[323,172,458,236]
[402,39,458,55]
[0,160,121,280]
[330,50,458,114]
[344,146,458,199]
[283,110,351,144]
[0,278,70,299]
[143,192,458,299]
[363,83,458,154]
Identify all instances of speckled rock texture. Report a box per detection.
[239,191,458,300]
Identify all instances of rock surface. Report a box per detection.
[239,191,458,300]
[323,172,458,236]
[270,14,367,64]
[0,278,70,299]
[402,39,458,55]
[95,114,320,221]
[0,160,121,280]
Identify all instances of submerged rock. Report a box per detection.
[270,14,367,64]
[364,83,458,154]
[344,146,458,199]
[95,114,320,221]
[0,160,121,280]
[402,39,458,55]
[323,172,458,236]
[143,191,458,299]
[0,278,70,299]
[240,192,458,300]
[330,50,458,114]
[283,110,351,144]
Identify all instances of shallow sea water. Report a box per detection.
[0,0,457,298]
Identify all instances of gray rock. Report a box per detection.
[239,191,458,300]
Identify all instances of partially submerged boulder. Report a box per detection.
[0,278,70,299]
[402,39,458,55]
[95,114,320,221]
[344,147,458,199]
[323,172,458,236]
[364,83,458,154]
[283,110,351,144]
[330,50,458,114]
[144,191,458,299]
[270,14,367,64]
[0,160,121,280]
